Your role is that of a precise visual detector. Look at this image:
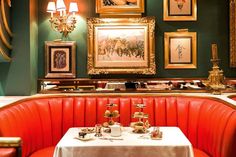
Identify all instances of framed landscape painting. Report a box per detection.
[45,41,76,78]
[87,17,156,75]
[164,31,197,69]
[163,0,197,21]
[96,0,145,17]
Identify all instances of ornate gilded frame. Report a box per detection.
[164,31,197,69]
[96,0,145,17]
[87,17,156,75]
[45,41,76,78]
[163,0,197,21]
[230,0,236,67]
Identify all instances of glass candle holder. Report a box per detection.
[94,124,102,137]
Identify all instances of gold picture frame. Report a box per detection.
[87,17,156,75]
[163,0,197,21]
[230,0,236,67]
[45,41,76,78]
[96,0,145,17]
[164,31,197,69]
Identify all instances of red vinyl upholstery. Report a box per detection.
[0,96,235,157]
[0,148,16,157]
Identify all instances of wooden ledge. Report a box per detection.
[0,137,21,147]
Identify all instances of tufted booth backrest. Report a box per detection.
[0,96,235,157]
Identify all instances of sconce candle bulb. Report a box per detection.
[47,0,78,37]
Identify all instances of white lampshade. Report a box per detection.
[47,1,56,12]
[69,2,78,13]
[56,0,66,11]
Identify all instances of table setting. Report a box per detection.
[53,103,194,157]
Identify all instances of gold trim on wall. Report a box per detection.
[0,24,12,49]
[163,0,197,21]
[230,0,236,67]
[1,0,13,37]
[7,0,11,7]
[0,47,11,61]
[164,31,197,69]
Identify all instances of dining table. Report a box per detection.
[53,127,194,157]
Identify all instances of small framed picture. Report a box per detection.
[96,0,145,17]
[87,17,156,75]
[163,0,197,21]
[45,41,76,78]
[164,31,197,69]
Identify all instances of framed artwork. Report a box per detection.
[230,0,236,67]
[96,0,145,17]
[164,31,197,69]
[45,41,76,78]
[87,17,156,75]
[163,0,197,21]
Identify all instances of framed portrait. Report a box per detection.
[96,0,145,17]
[163,0,197,21]
[230,0,236,67]
[164,31,197,69]
[87,17,156,75]
[45,41,76,78]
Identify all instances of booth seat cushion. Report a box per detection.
[0,96,235,157]
[193,148,210,157]
[29,146,55,157]
[0,148,16,157]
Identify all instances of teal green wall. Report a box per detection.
[38,0,95,78]
[0,0,38,96]
[38,0,236,79]
[0,0,235,95]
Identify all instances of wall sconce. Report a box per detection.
[47,0,78,37]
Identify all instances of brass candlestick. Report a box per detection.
[203,44,226,95]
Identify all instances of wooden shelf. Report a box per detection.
[37,78,236,94]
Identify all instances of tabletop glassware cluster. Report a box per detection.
[77,103,163,141]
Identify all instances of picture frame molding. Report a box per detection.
[96,0,145,17]
[230,0,236,67]
[164,31,197,69]
[45,41,76,78]
[163,0,197,21]
[87,17,156,75]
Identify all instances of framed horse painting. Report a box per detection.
[87,17,156,75]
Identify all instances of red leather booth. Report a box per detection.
[0,95,235,157]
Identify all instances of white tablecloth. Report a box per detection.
[53,127,194,157]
